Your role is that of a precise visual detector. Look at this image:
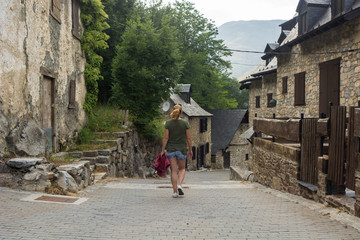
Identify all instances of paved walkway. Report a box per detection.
[0,170,360,239]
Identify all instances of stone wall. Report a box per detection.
[0,130,162,193]
[228,124,251,169]
[251,138,302,195]
[0,0,87,155]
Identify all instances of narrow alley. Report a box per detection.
[0,170,359,239]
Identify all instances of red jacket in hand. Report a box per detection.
[154,153,170,177]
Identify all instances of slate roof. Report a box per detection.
[176,84,192,93]
[170,94,212,117]
[207,109,248,155]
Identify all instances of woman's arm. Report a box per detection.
[186,129,193,159]
[161,129,169,156]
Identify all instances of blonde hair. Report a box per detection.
[170,105,182,120]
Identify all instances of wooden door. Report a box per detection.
[319,59,340,117]
[43,77,55,151]
[223,151,230,169]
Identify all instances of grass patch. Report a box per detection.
[78,105,131,144]
[68,142,116,152]
[49,155,75,166]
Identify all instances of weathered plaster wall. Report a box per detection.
[0,0,86,154]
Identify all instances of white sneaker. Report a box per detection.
[172,192,178,198]
[177,185,184,196]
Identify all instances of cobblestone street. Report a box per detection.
[1,170,360,239]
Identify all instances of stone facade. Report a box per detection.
[0,0,87,155]
[249,73,277,126]
[274,18,360,119]
[186,116,212,170]
[228,124,250,169]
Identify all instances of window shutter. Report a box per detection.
[282,77,288,94]
[68,80,76,109]
[255,96,260,108]
[267,93,273,107]
[51,0,61,23]
[72,0,81,40]
[192,146,196,160]
[294,72,306,106]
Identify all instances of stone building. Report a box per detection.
[0,0,87,156]
[162,84,212,170]
[240,0,360,217]
[207,109,249,169]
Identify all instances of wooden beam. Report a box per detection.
[317,118,329,136]
[354,108,360,137]
[253,118,301,142]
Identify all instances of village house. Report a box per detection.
[240,0,360,217]
[162,84,212,170]
[207,109,249,170]
[0,0,87,157]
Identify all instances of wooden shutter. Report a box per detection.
[267,93,273,107]
[282,77,288,94]
[255,96,260,108]
[51,0,61,23]
[68,80,76,109]
[294,72,306,106]
[72,0,81,40]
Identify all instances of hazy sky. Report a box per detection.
[164,0,300,26]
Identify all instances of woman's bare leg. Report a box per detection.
[169,158,178,193]
[177,159,186,187]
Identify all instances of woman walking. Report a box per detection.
[161,104,193,198]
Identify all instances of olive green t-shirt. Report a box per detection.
[165,119,190,154]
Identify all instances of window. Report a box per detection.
[332,0,344,17]
[68,80,76,109]
[50,0,61,23]
[72,0,81,40]
[192,146,196,160]
[282,77,288,94]
[200,118,208,133]
[267,93,273,108]
[255,96,260,108]
[299,12,307,35]
[245,154,249,161]
[294,72,306,106]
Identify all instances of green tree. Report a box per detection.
[98,0,137,103]
[166,1,237,109]
[80,0,110,113]
[111,16,183,139]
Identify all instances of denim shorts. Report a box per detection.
[166,151,187,160]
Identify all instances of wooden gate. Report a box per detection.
[300,119,319,185]
[346,107,360,190]
[328,106,346,186]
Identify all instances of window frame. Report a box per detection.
[294,72,306,106]
[255,96,260,108]
[282,76,288,94]
[72,0,82,40]
[50,0,61,24]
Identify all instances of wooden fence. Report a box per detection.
[253,106,360,191]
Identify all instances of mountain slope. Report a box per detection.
[218,20,285,79]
